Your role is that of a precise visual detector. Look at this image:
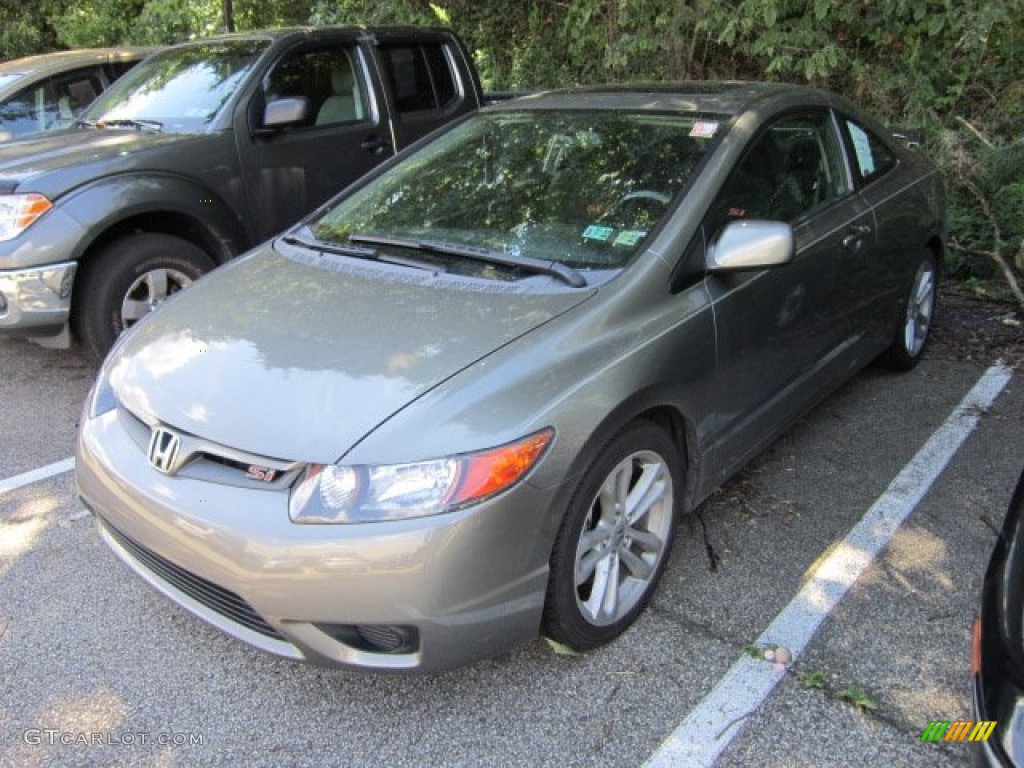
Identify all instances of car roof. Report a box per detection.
[488,81,840,117]
[168,25,456,46]
[0,47,156,80]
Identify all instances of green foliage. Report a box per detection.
[543,637,582,657]
[797,668,828,690]
[0,0,1019,300]
[838,686,880,713]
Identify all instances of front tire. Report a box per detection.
[543,420,682,651]
[881,251,937,371]
[73,233,215,363]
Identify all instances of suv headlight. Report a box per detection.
[289,428,554,524]
[0,194,52,242]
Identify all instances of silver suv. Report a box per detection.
[0,47,154,141]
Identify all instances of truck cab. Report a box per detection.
[0,26,483,361]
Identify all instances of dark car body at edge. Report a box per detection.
[974,469,1024,766]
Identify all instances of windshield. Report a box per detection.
[310,110,717,272]
[0,73,27,92]
[82,39,269,132]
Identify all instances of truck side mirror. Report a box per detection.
[262,96,310,130]
[707,220,793,273]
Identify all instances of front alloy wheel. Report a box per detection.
[544,421,682,650]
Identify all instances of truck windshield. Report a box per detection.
[82,39,269,133]
[310,110,717,273]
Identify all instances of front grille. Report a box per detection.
[103,520,285,642]
[117,406,301,490]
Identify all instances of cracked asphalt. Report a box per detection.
[1,325,1021,767]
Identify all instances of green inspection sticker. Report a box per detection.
[582,225,615,242]
[613,230,646,246]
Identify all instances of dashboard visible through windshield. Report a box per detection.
[311,110,719,276]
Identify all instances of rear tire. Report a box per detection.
[543,421,682,651]
[73,233,214,363]
[881,251,937,371]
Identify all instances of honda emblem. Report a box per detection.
[148,427,181,474]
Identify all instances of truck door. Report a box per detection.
[372,35,479,149]
[235,36,393,242]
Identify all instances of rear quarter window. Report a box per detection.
[843,118,897,185]
[379,43,457,114]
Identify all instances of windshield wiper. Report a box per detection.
[96,118,164,131]
[73,118,98,129]
[346,233,587,288]
[281,232,443,273]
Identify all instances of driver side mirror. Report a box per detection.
[707,220,793,273]
[261,96,310,130]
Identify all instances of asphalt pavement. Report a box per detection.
[1,332,1020,767]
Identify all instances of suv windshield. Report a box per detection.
[82,39,269,133]
[311,110,717,272]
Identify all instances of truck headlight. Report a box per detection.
[289,428,554,524]
[0,194,52,242]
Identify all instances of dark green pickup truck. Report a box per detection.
[0,26,483,361]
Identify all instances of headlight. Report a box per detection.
[289,428,554,524]
[0,194,52,242]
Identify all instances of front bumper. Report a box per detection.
[0,261,76,335]
[76,405,558,673]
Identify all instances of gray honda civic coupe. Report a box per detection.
[76,82,945,672]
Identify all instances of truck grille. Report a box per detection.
[103,520,285,642]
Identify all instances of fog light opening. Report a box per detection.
[315,623,419,655]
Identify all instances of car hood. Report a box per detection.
[0,128,198,191]
[108,242,596,464]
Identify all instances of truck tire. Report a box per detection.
[73,233,215,363]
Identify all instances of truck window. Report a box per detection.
[0,86,44,137]
[264,46,365,128]
[84,40,268,133]
[379,43,457,114]
[50,70,103,129]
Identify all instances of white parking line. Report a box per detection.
[644,361,1013,768]
[0,457,75,497]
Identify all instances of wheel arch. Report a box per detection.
[548,388,705,525]
[61,173,249,273]
[925,234,945,274]
[77,209,237,269]
[61,175,250,327]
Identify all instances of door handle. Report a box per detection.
[361,136,392,154]
[842,224,872,250]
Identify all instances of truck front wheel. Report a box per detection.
[73,233,215,363]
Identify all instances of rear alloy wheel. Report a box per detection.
[543,421,682,650]
[882,252,937,371]
[74,233,214,363]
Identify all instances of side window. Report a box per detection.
[50,70,103,129]
[711,112,849,229]
[263,46,365,128]
[379,43,457,115]
[105,60,141,80]
[0,86,42,138]
[843,119,897,184]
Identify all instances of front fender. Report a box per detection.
[59,172,249,264]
